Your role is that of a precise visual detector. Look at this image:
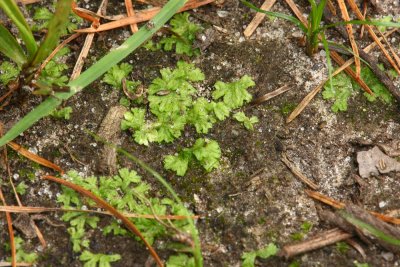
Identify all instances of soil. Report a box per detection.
[1,0,400,266]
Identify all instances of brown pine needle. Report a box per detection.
[330,51,373,94]
[338,0,361,77]
[345,0,400,75]
[305,190,400,225]
[284,0,308,26]
[243,0,277,37]
[125,0,138,33]
[43,175,164,267]
[0,190,16,267]
[7,142,64,174]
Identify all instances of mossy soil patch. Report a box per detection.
[1,1,400,266]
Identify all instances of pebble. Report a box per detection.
[382,252,394,261]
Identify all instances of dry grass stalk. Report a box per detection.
[0,205,200,220]
[243,0,277,37]
[251,84,292,105]
[70,0,109,80]
[337,0,361,77]
[284,0,308,26]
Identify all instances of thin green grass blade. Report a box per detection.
[0,0,188,147]
[30,0,73,67]
[339,210,400,246]
[0,0,37,59]
[241,0,307,32]
[0,23,27,66]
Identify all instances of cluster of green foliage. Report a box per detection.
[0,34,72,95]
[31,4,83,35]
[102,63,143,106]
[290,221,313,241]
[145,12,201,56]
[323,65,394,112]
[120,61,256,145]
[164,138,221,176]
[0,61,19,85]
[57,168,193,265]
[4,236,38,264]
[241,243,278,267]
[166,253,195,267]
[50,106,73,120]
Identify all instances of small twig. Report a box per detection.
[278,228,352,259]
[251,84,292,105]
[243,0,277,37]
[281,153,319,190]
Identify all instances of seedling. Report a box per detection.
[164,138,221,176]
[0,0,74,94]
[145,12,202,56]
[57,168,194,265]
[323,66,393,112]
[241,243,278,267]
[4,236,38,264]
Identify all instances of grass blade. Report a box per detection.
[0,0,37,59]
[30,0,73,67]
[0,23,27,66]
[0,0,187,146]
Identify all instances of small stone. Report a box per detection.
[217,10,229,18]
[382,252,394,261]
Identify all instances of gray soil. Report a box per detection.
[1,0,400,266]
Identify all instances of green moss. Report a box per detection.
[280,102,297,116]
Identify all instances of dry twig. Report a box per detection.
[278,228,352,259]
